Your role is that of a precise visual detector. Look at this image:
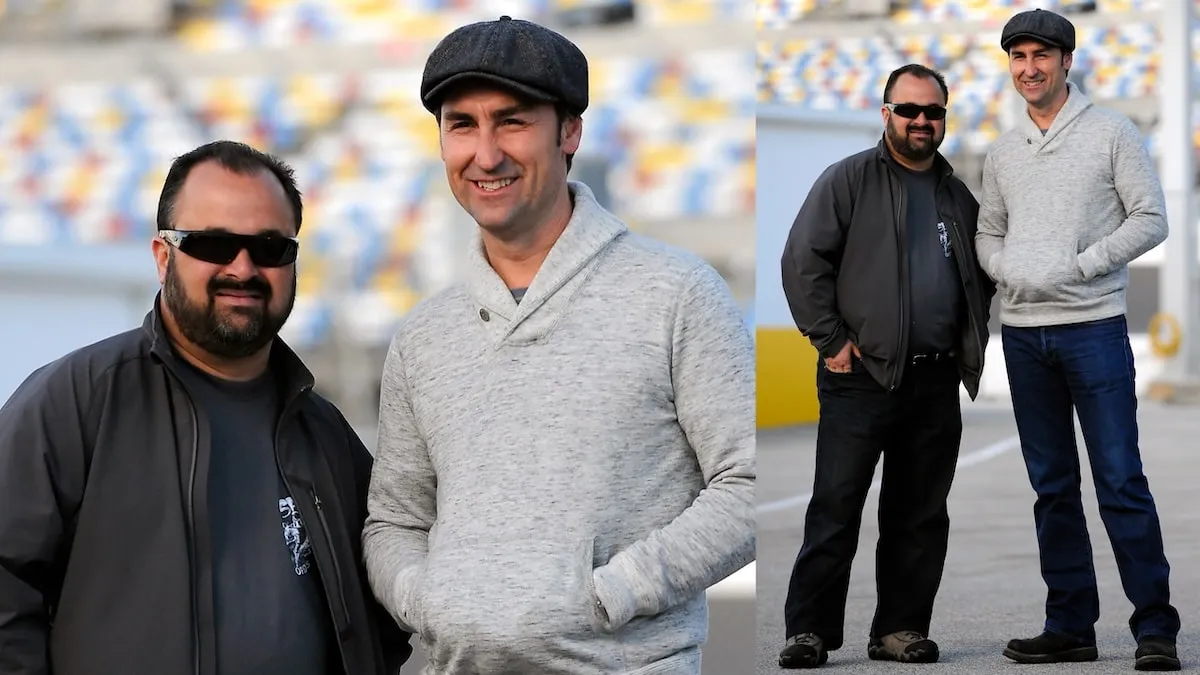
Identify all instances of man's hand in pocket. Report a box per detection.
[824,341,861,374]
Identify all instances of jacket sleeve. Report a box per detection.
[343,420,413,673]
[0,362,91,675]
[975,150,1008,283]
[780,160,853,358]
[590,262,755,632]
[361,337,437,637]
[1077,117,1169,280]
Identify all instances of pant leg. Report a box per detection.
[1002,324,1099,643]
[871,357,962,639]
[783,356,896,650]
[1055,316,1181,642]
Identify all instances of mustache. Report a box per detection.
[908,126,934,134]
[209,276,271,298]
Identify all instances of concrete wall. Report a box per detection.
[0,243,159,406]
[754,105,882,428]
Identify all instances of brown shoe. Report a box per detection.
[867,630,939,663]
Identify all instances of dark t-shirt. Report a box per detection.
[173,358,337,675]
[900,165,964,354]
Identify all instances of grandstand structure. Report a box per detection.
[0,0,754,424]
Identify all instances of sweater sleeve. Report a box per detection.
[590,262,756,631]
[975,150,1009,283]
[361,337,437,636]
[1077,117,1169,280]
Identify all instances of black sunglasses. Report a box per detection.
[884,102,947,121]
[158,230,299,268]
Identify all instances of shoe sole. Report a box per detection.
[779,651,829,669]
[1135,654,1181,671]
[1003,646,1098,664]
[867,645,939,663]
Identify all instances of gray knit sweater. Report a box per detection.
[362,181,756,675]
[976,82,1168,327]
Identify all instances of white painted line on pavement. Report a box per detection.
[755,434,1023,516]
[708,561,756,598]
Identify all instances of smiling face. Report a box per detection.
[152,160,298,360]
[437,84,582,240]
[1008,38,1072,110]
[881,72,947,166]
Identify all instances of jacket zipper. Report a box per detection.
[891,172,909,391]
[187,402,201,675]
[273,396,352,675]
[311,489,353,631]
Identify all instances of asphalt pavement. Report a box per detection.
[756,400,1200,674]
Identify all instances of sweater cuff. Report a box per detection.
[593,562,638,632]
[1077,247,1103,281]
[390,566,424,634]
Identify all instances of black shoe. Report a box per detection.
[779,633,828,669]
[1003,630,1098,664]
[1136,636,1181,671]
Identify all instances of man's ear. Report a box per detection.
[151,236,170,284]
[561,115,583,155]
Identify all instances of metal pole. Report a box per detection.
[1151,0,1200,398]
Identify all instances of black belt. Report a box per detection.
[909,351,954,366]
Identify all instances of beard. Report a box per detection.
[163,251,296,359]
[886,118,942,163]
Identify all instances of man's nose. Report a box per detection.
[223,247,257,277]
[474,130,506,171]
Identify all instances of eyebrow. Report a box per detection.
[442,103,539,124]
[199,226,292,237]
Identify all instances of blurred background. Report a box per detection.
[0,2,756,672]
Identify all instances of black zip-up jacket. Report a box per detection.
[0,300,412,675]
[781,138,997,399]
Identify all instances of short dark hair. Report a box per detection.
[156,140,303,234]
[883,64,950,106]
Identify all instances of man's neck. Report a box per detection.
[481,187,575,291]
[160,303,270,382]
[1028,85,1070,132]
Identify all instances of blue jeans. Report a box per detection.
[1001,315,1180,643]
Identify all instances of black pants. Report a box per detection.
[782,353,963,650]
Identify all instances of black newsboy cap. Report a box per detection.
[420,15,589,116]
[1001,8,1075,53]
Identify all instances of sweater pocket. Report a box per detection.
[1000,239,1087,305]
[418,535,623,671]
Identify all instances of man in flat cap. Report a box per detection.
[976,7,1180,671]
[360,15,755,675]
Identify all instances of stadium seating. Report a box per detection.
[0,2,754,348]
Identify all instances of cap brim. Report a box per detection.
[423,72,559,113]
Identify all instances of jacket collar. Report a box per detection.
[464,180,626,337]
[874,136,956,180]
[1016,80,1092,146]
[142,292,315,399]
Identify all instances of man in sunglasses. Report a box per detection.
[977,9,1179,670]
[777,63,995,669]
[0,140,410,675]
[361,15,755,675]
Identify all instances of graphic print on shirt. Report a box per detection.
[279,496,313,576]
[936,221,951,259]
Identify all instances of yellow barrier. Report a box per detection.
[1148,312,1182,359]
[756,327,820,428]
